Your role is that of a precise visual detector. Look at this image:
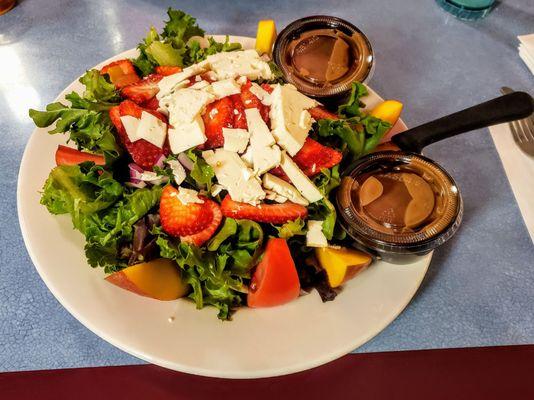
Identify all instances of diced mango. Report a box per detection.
[255,20,277,55]
[316,247,372,288]
[370,100,403,126]
[106,258,190,301]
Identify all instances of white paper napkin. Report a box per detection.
[489,123,534,243]
[518,34,534,75]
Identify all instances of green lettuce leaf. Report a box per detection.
[274,218,307,239]
[40,163,122,217]
[308,198,336,240]
[185,149,215,190]
[78,69,121,105]
[313,165,341,197]
[29,102,121,159]
[133,8,242,76]
[337,82,368,118]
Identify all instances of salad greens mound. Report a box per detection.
[29,8,393,320]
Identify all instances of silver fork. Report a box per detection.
[500,87,534,157]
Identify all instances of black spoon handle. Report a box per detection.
[392,92,534,153]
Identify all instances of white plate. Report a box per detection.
[17,36,431,379]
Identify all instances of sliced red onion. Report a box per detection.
[177,152,194,171]
[154,154,166,169]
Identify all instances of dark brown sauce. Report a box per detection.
[285,29,358,87]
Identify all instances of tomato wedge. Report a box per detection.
[55,145,106,166]
[247,238,300,308]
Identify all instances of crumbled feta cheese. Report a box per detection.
[120,115,141,142]
[223,128,250,153]
[176,187,204,205]
[166,159,186,185]
[136,111,167,148]
[249,82,272,105]
[168,115,207,154]
[189,80,210,90]
[262,173,309,206]
[269,84,318,156]
[159,88,214,127]
[156,61,209,99]
[306,220,328,247]
[236,76,248,85]
[265,190,288,203]
[279,151,323,203]
[206,49,272,81]
[245,108,275,147]
[210,78,242,98]
[244,108,281,174]
[240,145,254,167]
[210,183,225,197]
[202,149,265,205]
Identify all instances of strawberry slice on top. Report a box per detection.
[109,100,169,170]
[240,79,270,124]
[200,96,234,149]
[270,138,342,179]
[154,65,182,76]
[220,195,308,224]
[121,74,163,105]
[180,199,223,247]
[159,186,216,237]
[100,59,140,89]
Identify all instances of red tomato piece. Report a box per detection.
[247,238,301,308]
[55,145,106,166]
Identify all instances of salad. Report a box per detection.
[29,9,402,319]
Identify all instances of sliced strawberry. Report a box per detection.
[269,138,342,179]
[55,145,106,166]
[292,138,342,176]
[260,83,274,94]
[240,79,270,124]
[230,94,247,129]
[180,200,223,247]
[100,59,140,89]
[154,65,182,76]
[121,74,163,104]
[309,106,339,121]
[160,186,214,237]
[201,97,234,149]
[221,195,308,224]
[109,100,169,170]
[142,96,160,111]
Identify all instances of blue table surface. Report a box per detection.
[1,0,533,372]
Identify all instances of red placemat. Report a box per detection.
[1,345,533,399]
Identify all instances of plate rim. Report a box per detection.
[17,36,431,379]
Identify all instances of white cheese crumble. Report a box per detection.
[249,82,272,105]
[156,61,209,100]
[206,49,272,81]
[245,108,281,175]
[168,115,207,154]
[136,111,167,148]
[306,220,328,248]
[279,151,323,203]
[176,187,204,205]
[120,115,141,142]
[166,159,186,185]
[262,173,309,206]
[222,128,250,153]
[269,84,318,156]
[202,149,265,205]
[210,183,225,197]
[210,78,242,98]
[159,88,214,128]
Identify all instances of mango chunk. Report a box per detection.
[316,247,372,288]
[106,258,190,301]
[370,100,403,126]
[255,20,277,55]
